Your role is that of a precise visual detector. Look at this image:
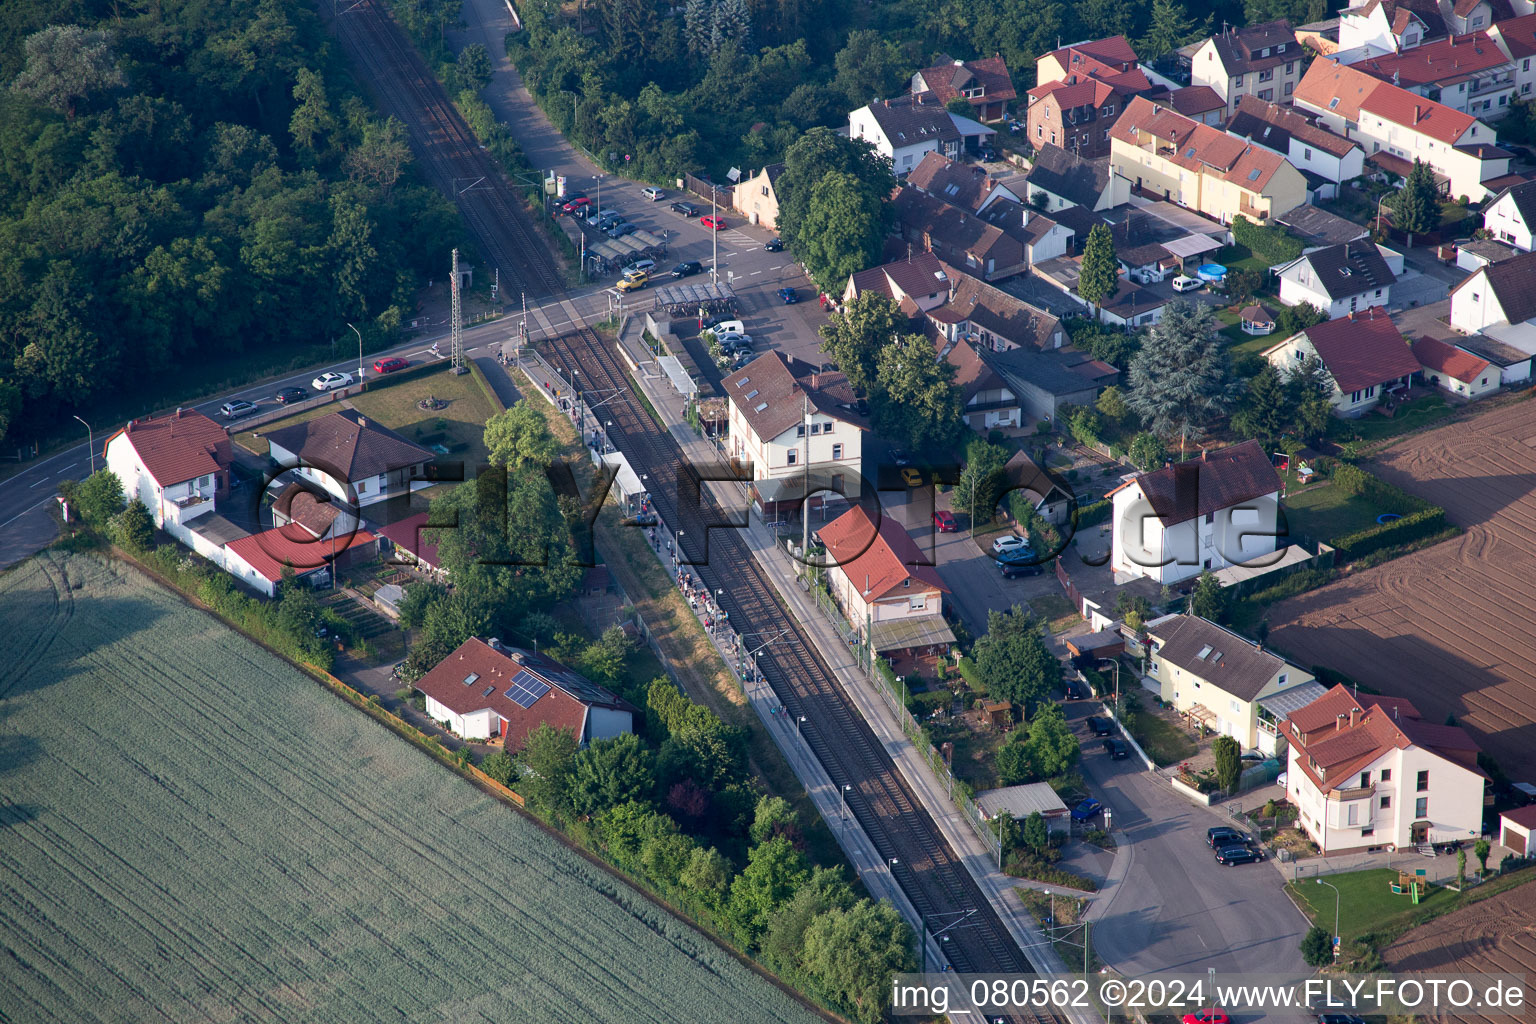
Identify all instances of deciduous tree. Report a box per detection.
[973,606,1060,710]
[871,333,963,451]
[1128,431,1167,472]
[571,732,655,816]
[801,898,916,1023]
[457,43,493,91]
[797,169,890,294]
[818,290,905,396]
[10,25,125,120]
[728,835,809,945]
[1023,703,1080,778]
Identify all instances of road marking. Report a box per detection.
[29,477,48,487]
[750,270,762,275]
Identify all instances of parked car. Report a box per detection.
[717,333,754,351]
[992,534,1029,555]
[219,399,257,419]
[900,467,923,487]
[1070,797,1103,822]
[373,356,408,374]
[1000,561,1043,579]
[709,319,746,336]
[641,186,666,201]
[311,371,354,391]
[1172,275,1203,293]
[1215,844,1264,865]
[764,237,784,252]
[890,448,913,466]
[933,510,958,532]
[1276,772,1288,788]
[700,215,726,230]
[622,258,657,276]
[1181,1011,1229,1024]
[671,260,703,277]
[1062,678,1086,700]
[777,287,798,304]
[275,386,308,405]
[593,210,621,228]
[731,351,754,369]
[1207,826,1249,849]
[616,270,649,293]
[1087,717,1114,737]
[606,221,635,239]
[670,201,700,216]
[995,547,1038,566]
[560,195,590,214]
[1102,737,1130,759]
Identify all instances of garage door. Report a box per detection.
[1506,826,1527,856]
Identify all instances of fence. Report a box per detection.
[682,173,733,209]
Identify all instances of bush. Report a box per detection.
[1232,215,1304,264]
[1003,851,1099,891]
[956,655,984,694]
[1073,499,1112,529]
[1300,924,1334,966]
[1330,506,1450,559]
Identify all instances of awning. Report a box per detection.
[658,355,698,398]
[1185,703,1218,728]
[869,616,957,652]
[601,452,645,502]
[1162,234,1223,260]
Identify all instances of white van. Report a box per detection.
[622,258,657,276]
[710,319,746,337]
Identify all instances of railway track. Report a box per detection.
[544,328,1062,1024]
[333,0,565,299]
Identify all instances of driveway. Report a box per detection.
[1064,701,1311,977]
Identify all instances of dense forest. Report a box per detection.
[508,0,1328,183]
[0,0,471,449]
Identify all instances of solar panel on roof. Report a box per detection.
[504,669,551,708]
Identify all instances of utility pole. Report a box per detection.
[449,248,466,375]
[348,322,364,385]
[802,391,811,557]
[518,291,528,363]
[711,184,719,284]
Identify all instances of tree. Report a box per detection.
[1188,570,1227,623]
[1457,847,1467,887]
[67,469,125,527]
[481,749,516,786]
[1274,302,1326,339]
[1213,735,1242,794]
[457,43,493,91]
[288,68,336,156]
[396,579,447,629]
[797,169,890,294]
[945,97,976,117]
[10,25,125,120]
[1126,301,1240,446]
[1300,925,1334,966]
[728,835,810,945]
[1096,384,1129,423]
[830,29,906,108]
[1389,159,1439,247]
[996,740,1032,785]
[346,116,411,196]
[517,723,579,815]
[578,625,631,686]
[1078,223,1120,313]
[1021,810,1050,853]
[1474,837,1492,875]
[111,499,154,553]
[1141,0,1201,61]
[1023,703,1080,778]
[1115,592,1152,632]
[871,333,963,451]
[1127,432,1167,472]
[750,795,801,845]
[776,128,893,261]
[955,438,1009,526]
[801,899,916,1023]
[819,290,907,395]
[0,380,21,447]
[570,732,654,816]
[679,845,733,909]
[973,606,1060,710]
[1232,363,1293,442]
[761,867,856,975]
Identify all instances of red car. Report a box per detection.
[1182,1011,1229,1024]
[561,196,591,214]
[933,510,958,532]
[373,356,409,374]
[700,215,726,230]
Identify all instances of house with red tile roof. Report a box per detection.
[911,54,1016,122]
[413,637,635,747]
[104,408,232,536]
[843,250,953,316]
[1029,37,1157,158]
[377,511,444,575]
[1107,440,1282,585]
[1488,12,1536,101]
[1165,85,1227,125]
[1338,0,1448,57]
[1109,95,1307,223]
[264,408,433,510]
[1263,306,1420,415]
[1280,684,1486,854]
[1350,32,1514,119]
[223,525,379,597]
[815,504,955,670]
[1411,335,1500,396]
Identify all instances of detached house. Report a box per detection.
[911,54,1016,122]
[415,637,635,748]
[849,94,994,174]
[104,408,232,543]
[1029,36,1154,158]
[1481,178,1536,249]
[1263,306,1421,415]
[1449,247,1536,351]
[844,250,953,315]
[1108,440,1282,585]
[1281,684,1486,855]
[726,352,867,517]
[816,504,955,675]
[1023,144,1125,213]
[1144,614,1317,751]
[1337,0,1447,56]
[925,267,1067,352]
[906,151,994,212]
[264,409,433,510]
[1275,241,1399,316]
[731,163,783,229]
[1190,21,1306,115]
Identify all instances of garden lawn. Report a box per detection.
[0,550,826,1024]
[1328,392,1455,444]
[1281,482,1386,547]
[1126,709,1198,766]
[1285,868,1453,942]
[1028,593,1082,634]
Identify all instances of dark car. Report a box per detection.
[1102,737,1130,759]
[995,547,1038,566]
[275,386,308,405]
[1070,797,1103,822]
[1000,561,1043,579]
[1207,826,1249,849]
[672,260,703,277]
[373,356,408,374]
[1087,717,1114,737]
[670,201,700,216]
[1214,844,1264,865]
[1062,678,1086,700]
[765,237,784,251]
[606,221,635,239]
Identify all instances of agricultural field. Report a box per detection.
[0,551,826,1024]
[1266,399,1536,779]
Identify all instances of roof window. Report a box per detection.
[463,672,480,686]
[744,388,760,400]
[755,402,769,412]
[1329,97,1341,109]
[1248,167,1262,180]
[1196,645,1213,660]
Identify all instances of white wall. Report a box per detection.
[1278,266,1391,319]
[1451,271,1511,332]
[1113,481,1280,584]
[105,435,157,521]
[1293,744,1486,853]
[1483,191,1535,250]
[223,548,278,598]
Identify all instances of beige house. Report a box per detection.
[1109,96,1307,223]
[1411,336,1501,397]
[1281,685,1487,855]
[1144,613,1316,751]
[732,163,783,230]
[1190,21,1306,115]
[816,503,955,667]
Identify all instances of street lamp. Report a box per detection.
[841,783,852,820]
[796,714,806,740]
[1045,889,1055,940]
[73,415,95,475]
[1098,658,1121,713]
[348,322,364,384]
[1315,877,1341,959]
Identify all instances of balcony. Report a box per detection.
[1329,783,1375,802]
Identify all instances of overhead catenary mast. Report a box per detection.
[450,248,467,375]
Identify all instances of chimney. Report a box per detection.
[1413,105,1421,125]
[176,407,184,418]
[1393,705,1400,721]
[510,649,526,663]
[1336,713,1347,732]
[1201,446,1208,461]
[357,415,367,429]
[1348,705,1361,727]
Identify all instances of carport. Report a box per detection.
[653,281,737,319]
[1183,703,1218,732]
[871,616,957,680]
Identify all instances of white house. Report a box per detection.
[1481,179,1536,249]
[849,94,994,174]
[1337,0,1441,57]
[1281,684,1487,855]
[1350,32,1516,120]
[1224,95,1367,192]
[1190,20,1306,115]
[1489,12,1536,102]
[1144,614,1317,751]
[1021,144,1127,213]
[222,525,379,598]
[264,409,433,510]
[726,351,867,517]
[103,408,232,541]
[1108,440,1282,586]
[1411,335,1501,397]
[844,250,953,313]
[1275,241,1398,316]
[1263,307,1422,415]
[413,637,635,749]
[1448,247,1536,352]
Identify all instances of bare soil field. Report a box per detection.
[1267,398,1536,779]
[0,551,825,1024]
[1384,879,1536,1024]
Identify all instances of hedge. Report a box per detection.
[1073,499,1112,529]
[1232,215,1304,264]
[1330,506,1450,559]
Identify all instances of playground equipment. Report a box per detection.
[1391,867,1429,903]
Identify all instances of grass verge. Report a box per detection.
[1286,865,1536,946]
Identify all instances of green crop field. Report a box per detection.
[0,551,826,1024]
